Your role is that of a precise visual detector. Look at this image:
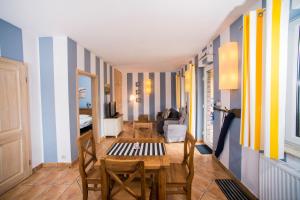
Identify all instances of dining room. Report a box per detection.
[2,0,298,199]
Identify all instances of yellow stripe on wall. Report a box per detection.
[254,9,264,150]
[270,0,281,159]
[241,14,250,145]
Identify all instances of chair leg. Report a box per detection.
[82,181,88,200]
[186,184,192,200]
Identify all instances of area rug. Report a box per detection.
[215,179,249,200]
[195,144,212,154]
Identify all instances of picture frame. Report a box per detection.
[136,90,140,95]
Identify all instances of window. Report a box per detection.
[297,28,300,137]
[286,18,300,154]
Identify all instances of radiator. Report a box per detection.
[259,154,300,200]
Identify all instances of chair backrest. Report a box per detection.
[182,132,196,184]
[138,114,149,122]
[77,131,97,179]
[101,159,146,200]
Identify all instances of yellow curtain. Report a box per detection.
[241,10,263,150]
[240,0,289,160]
[176,74,181,109]
[184,64,194,134]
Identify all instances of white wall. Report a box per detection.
[53,37,71,162]
[22,30,44,168]
[219,28,231,168]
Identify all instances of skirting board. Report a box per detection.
[32,159,78,173]
[212,155,258,200]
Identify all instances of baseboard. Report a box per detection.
[32,163,43,173]
[42,162,73,168]
[31,158,79,174]
[196,139,204,143]
[212,155,258,200]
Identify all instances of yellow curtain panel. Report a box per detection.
[240,0,289,159]
[184,64,195,135]
[176,74,181,109]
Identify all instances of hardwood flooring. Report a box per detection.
[0,123,229,200]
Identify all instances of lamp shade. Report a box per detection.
[145,79,152,95]
[218,42,238,90]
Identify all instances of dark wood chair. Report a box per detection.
[77,131,101,200]
[101,159,151,200]
[166,132,196,200]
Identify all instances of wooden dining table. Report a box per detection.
[100,137,170,200]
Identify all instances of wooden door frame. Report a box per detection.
[203,65,214,148]
[0,57,31,194]
[76,70,99,142]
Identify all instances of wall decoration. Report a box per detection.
[136,90,140,95]
[104,84,110,95]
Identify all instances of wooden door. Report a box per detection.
[0,58,31,195]
[114,69,122,113]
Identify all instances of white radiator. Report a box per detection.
[259,154,300,200]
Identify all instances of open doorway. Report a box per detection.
[76,70,99,142]
[203,65,214,149]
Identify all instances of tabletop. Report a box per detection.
[103,137,170,170]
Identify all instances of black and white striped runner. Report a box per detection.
[107,143,166,156]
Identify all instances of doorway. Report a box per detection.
[203,66,214,148]
[76,70,99,142]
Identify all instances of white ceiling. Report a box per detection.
[0,0,246,71]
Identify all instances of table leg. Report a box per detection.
[100,164,108,200]
[158,167,167,200]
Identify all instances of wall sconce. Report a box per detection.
[129,94,136,101]
[145,79,152,95]
[218,42,238,90]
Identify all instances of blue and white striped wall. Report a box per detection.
[103,62,114,103]
[122,72,177,121]
[39,36,109,163]
[208,1,263,196]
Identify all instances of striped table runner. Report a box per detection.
[107,142,166,156]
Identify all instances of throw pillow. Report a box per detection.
[168,108,179,119]
[162,109,170,119]
[178,115,185,124]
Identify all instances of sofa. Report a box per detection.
[156,108,188,143]
[156,108,180,134]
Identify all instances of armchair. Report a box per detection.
[164,120,187,143]
[163,107,187,143]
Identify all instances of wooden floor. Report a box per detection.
[0,123,229,200]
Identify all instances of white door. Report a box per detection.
[0,58,31,195]
[203,66,214,148]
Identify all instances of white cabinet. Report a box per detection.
[103,114,123,137]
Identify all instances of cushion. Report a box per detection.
[178,115,185,124]
[162,109,170,119]
[168,108,179,119]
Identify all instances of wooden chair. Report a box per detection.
[100,159,151,200]
[166,132,196,200]
[77,131,101,200]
